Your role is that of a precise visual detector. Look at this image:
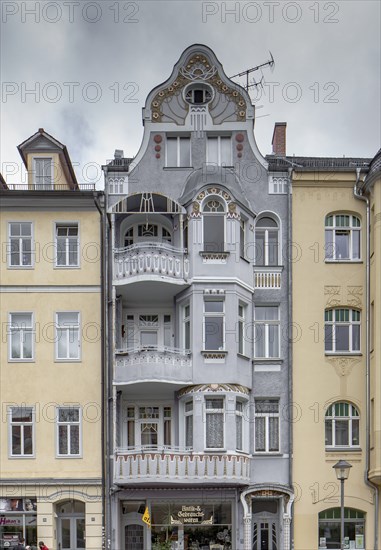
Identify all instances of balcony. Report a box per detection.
[114,447,250,485]
[113,242,190,287]
[254,267,282,289]
[115,346,192,385]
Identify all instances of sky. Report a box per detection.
[1,0,380,187]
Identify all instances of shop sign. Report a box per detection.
[170,505,213,525]
[0,516,23,526]
[0,498,37,512]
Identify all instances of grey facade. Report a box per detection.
[103,45,293,550]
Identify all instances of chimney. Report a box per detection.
[271,122,287,156]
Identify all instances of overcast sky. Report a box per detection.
[1,0,380,186]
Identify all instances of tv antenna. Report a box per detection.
[230,52,275,91]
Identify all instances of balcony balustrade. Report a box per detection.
[114,242,189,283]
[114,447,250,485]
[115,346,192,384]
[254,267,282,289]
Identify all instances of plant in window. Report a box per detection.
[325,214,361,260]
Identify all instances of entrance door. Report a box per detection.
[252,520,278,550]
[58,517,85,550]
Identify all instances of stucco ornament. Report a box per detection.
[326,356,360,377]
[324,285,342,307]
[347,285,363,308]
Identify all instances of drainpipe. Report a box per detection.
[353,169,379,550]
[93,192,108,550]
[287,167,294,549]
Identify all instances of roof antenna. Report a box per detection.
[230,52,275,92]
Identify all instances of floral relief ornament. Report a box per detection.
[326,356,360,377]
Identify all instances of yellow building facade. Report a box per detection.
[0,130,104,550]
[292,154,381,550]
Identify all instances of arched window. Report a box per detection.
[255,216,279,266]
[203,198,225,252]
[325,402,360,448]
[325,213,361,260]
[318,508,365,549]
[324,308,360,353]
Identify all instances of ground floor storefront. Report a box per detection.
[110,484,294,550]
[0,482,102,550]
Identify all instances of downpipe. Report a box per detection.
[353,169,379,550]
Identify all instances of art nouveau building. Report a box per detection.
[0,130,103,550]
[103,45,293,550]
[291,150,381,549]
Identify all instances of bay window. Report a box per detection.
[205,397,225,449]
[202,198,225,252]
[203,299,224,351]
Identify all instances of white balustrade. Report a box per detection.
[114,243,189,281]
[114,448,250,484]
[254,270,281,289]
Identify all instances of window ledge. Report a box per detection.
[325,352,362,356]
[200,251,230,258]
[253,266,284,272]
[163,166,193,170]
[7,266,35,270]
[253,357,282,363]
[237,353,251,361]
[253,452,282,456]
[55,359,82,363]
[325,259,363,264]
[54,266,80,269]
[8,359,35,363]
[325,447,361,453]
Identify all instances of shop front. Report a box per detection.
[0,498,37,549]
[119,489,237,550]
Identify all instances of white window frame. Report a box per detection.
[184,400,193,449]
[254,399,280,453]
[8,312,34,362]
[235,400,247,452]
[56,406,82,457]
[165,136,191,167]
[255,216,280,266]
[325,402,360,449]
[55,222,79,268]
[204,397,225,450]
[124,404,173,450]
[8,406,35,458]
[33,156,53,189]
[325,214,361,261]
[238,302,247,356]
[202,197,226,253]
[269,174,288,194]
[182,303,191,351]
[206,136,232,166]
[254,306,280,359]
[203,298,225,351]
[8,221,34,268]
[324,308,361,354]
[55,312,81,361]
[123,312,173,351]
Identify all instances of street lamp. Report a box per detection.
[333,460,352,550]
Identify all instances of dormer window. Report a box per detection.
[34,157,53,190]
[184,83,213,105]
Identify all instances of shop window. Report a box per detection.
[318,508,365,549]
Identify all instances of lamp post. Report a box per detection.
[333,460,352,550]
